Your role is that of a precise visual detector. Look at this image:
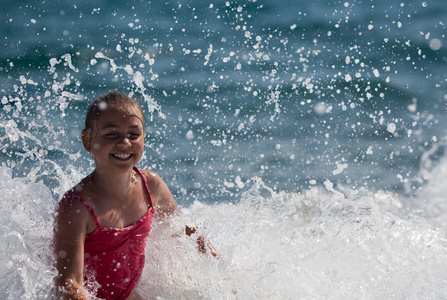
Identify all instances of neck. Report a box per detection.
[90,167,137,200]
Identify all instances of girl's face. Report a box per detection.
[82,105,145,173]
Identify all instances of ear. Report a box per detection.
[81,129,91,152]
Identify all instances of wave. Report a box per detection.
[0,167,56,299]
[142,178,447,299]
[1,166,447,299]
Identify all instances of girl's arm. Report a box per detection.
[53,197,92,299]
[143,170,178,217]
[144,170,217,257]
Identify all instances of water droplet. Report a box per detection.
[387,123,396,134]
[186,130,194,140]
[429,39,442,51]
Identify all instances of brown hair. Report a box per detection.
[84,92,145,133]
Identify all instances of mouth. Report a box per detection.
[112,153,132,160]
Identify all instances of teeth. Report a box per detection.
[113,153,131,159]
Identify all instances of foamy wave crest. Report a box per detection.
[139,178,447,299]
[0,167,56,299]
[1,169,447,299]
[415,152,447,231]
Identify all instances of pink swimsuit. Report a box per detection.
[60,167,155,300]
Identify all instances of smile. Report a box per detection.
[112,153,132,159]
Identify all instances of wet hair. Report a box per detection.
[84,92,145,133]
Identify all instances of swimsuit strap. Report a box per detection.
[133,166,153,209]
[59,195,102,229]
[60,168,151,230]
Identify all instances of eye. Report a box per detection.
[105,132,119,138]
[127,133,141,140]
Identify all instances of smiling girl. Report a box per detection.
[53,92,215,299]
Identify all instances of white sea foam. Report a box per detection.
[1,163,447,299]
[0,167,56,299]
[140,177,447,299]
[415,153,447,231]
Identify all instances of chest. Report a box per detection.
[97,196,149,228]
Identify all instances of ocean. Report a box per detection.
[1,0,447,298]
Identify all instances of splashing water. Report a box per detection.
[0,168,56,299]
[3,169,447,299]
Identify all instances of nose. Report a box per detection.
[118,135,132,146]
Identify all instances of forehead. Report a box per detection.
[96,106,144,126]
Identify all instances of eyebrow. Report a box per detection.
[100,123,143,130]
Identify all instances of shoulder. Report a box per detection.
[56,190,96,234]
[138,169,161,181]
[58,176,96,213]
[138,169,164,192]
[137,168,178,216]
[58,182,91,212]
[58,192,86,213]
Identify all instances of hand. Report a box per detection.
[185,225,218,258]
[197,235,218,258]
[57,278,89,300]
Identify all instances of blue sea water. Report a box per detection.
[1,0,447,298]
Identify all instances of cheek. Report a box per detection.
[133,138,144,150]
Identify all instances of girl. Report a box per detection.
[53,92,216,299]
